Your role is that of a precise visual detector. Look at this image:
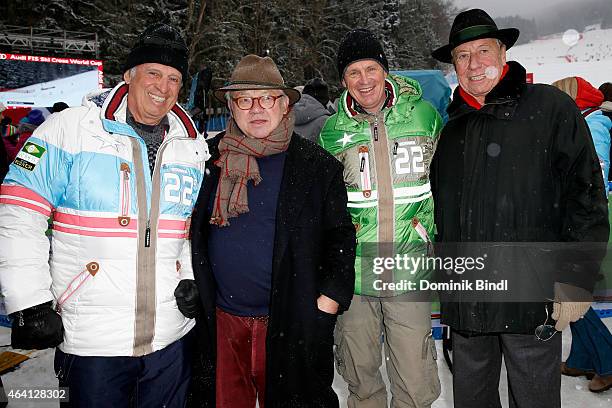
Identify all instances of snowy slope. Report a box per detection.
[507,27,612,86]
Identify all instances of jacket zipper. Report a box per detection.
[118,163,131,227]
[142,132,171,249]
[358,146,372,198]
[370,112,394,282]
[373,117,379,141]
[145,220,151,247]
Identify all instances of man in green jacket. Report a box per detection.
[319,28,442,407]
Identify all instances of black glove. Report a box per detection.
[174,279,201,318]
[10,301,63,350]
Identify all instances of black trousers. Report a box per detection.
[55,332,193,408]
[452,330,562,408]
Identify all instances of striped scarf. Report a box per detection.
[210,113,294,227]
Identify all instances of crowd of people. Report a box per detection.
[0,7,611,408]
[0,102,69,184]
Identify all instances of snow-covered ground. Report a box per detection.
[1,317,610,407]
[507,27,612,87]
[332,314,612,407]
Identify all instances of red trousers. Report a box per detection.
[216,308,268,408]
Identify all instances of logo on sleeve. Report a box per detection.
[14,142,47,171]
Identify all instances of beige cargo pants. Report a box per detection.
[334,295,440,408]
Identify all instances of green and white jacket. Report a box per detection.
[319,74,442,295]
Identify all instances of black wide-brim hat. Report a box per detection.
[431,9,520,64]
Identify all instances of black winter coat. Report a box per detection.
[189,133,356,407]
[431,61,609,334]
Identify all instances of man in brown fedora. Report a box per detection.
[190,54,356,407]
[430,8,609,408]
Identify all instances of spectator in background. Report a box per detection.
[599,82,612,181]
[0,103,19,166]
[0,137,7,184]
[303,77,334,113]
[52,102,69,113]
[552,76,612,394]
[1,112,19,163]
[17,108,45,133]
[5,109,47,163]
[600,82,612,116]
[0,105,8,182]
[293,91,331,142]
[551,77,611,186]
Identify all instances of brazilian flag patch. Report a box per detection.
[14,142,47,171]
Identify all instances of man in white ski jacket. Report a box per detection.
[0,23,210,407]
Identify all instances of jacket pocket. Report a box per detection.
[54,348,76,384]
[421,331,441,404]
[56,262,100,311]
[314,308,337,387]
[333,317,358,388]
[316,308,337,345]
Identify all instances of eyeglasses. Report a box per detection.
[534,303,558,341]
[231,94,284,110]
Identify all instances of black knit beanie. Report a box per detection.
[52,102,69,113]
[600,82,612,103]
[124,23,189,80]
[337,28,389,79]
[303,77,330,106]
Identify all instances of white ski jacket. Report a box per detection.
[0,82,210,356]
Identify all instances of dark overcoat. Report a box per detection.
[431,61,609,334]
[189,132,356,407]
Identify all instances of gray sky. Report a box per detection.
[452,0,574,18]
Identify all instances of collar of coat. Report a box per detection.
[96,82,198,139]
[336,74,423,127]
[448,61,526,120]
[341,76,400,119]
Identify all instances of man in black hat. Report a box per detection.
[0,23,210,407]
[431,9,609,408]
[320,28,443,407]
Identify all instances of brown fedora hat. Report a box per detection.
[214,54,301,105]
[431,9,519,64]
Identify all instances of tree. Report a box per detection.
[496,15,538,45]
[1,0,456,96]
